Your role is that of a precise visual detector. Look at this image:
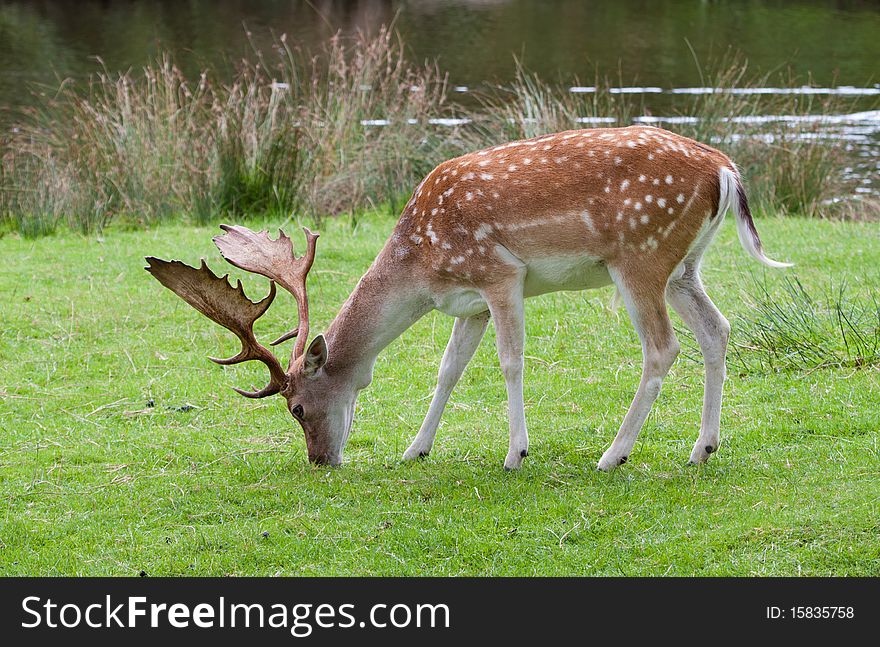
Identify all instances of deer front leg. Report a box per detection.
[404,311,491,461]
[598,269,680,471]
[484,280,528,471]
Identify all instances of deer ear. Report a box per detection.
[303,335,328,376]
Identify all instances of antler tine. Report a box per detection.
[144,257,288,398]
[231,383,283,399]
[213,225,320,368]
[290,226,319,360]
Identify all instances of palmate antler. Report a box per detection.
[145,225,319,398]
[213,225,319,365]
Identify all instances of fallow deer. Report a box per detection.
[146,125,790,471]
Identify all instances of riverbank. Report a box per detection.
[2,30,878,238]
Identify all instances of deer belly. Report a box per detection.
[523,255,612,297]
[434,288,489,318]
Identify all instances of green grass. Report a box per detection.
[1,214,878,576]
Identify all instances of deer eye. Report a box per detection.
[291,404,304,419]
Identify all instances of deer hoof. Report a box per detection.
[504,452,525,471]
[596,452,620,472]
[688,440,718,464]
[402,445,431,461]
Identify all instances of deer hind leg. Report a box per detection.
[598,268,680,471]
[666,266,730,464]
[403,310,491,461]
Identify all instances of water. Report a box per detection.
[1,0,878,193]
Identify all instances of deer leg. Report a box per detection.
[598,269,680,471]
[666,271,730,464]
[484,279,528,471]
[403,311,491,461]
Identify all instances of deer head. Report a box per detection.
[146,225,346,465]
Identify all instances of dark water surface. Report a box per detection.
[2,0,878,107]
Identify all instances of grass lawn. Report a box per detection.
[1,213,878,576]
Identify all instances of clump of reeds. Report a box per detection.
[2,55,217,234]
[460,59,641,146]
[277,28,457,217]
[0,27,457,235]
[670,52,864,219]
[1,31,876,237]
[730,276,880,373]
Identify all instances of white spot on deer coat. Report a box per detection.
[474,223,493,241]
[581,210,597,234]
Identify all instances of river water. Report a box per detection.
[1,0,878,195]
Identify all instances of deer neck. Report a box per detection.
[323,249,431,390]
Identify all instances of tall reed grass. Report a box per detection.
[460,59,642,143]
[730,276,880,373]
[1,31,875,237]
[670,54,864,219]
[0,28,458,235]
